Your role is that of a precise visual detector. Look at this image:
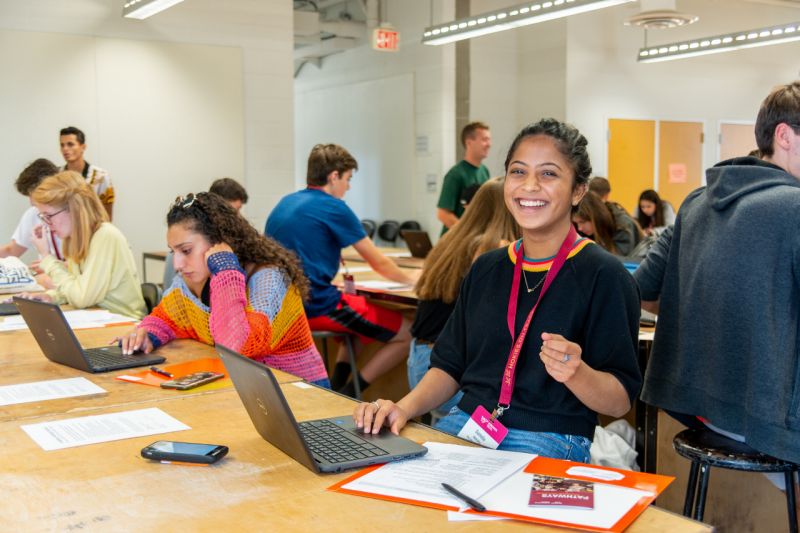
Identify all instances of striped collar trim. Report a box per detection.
[507,237,593,272]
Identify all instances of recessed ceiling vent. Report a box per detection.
[624,0,698,29]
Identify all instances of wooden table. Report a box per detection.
[0,383,712,533]
[341,246,425,269]
[0,324,301,424]
[334,260,419,308]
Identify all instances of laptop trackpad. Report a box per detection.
[351,428,397,442]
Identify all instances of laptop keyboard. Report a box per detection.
[0,302,20,316]
[85,348,145,368]
[299,420,389,464]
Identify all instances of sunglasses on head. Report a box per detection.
[172,193,196,209]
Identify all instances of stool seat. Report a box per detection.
[674,427,800,530]
[311,331,343,339]
[674,427,800,473]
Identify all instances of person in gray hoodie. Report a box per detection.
[634,80,800,510]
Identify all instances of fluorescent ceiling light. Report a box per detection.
[123,0,184,20]
[422,0,635,45]
[638,22,800,62]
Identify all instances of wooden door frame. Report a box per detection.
[604,117,707,190]
[717,120,756,164]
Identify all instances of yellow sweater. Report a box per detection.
[43,223,147,320]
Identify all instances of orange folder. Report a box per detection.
[328,454,673,532]
[115,358,232,392]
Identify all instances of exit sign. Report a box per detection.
[372,26,400,52]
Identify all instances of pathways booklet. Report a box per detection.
[529,474,594,510]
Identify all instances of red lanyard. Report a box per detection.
[49,229,63,261]
[492,225,577,421]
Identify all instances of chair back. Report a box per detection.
[162,250,177,291]
[377,221,400,245]
[141,283,163,315]
[361,219,377,239]
[398,221,422,235]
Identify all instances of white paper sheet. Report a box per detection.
[342,442,535,509]
[21,408,191,451]
[0,309,135,331]
[354,280,414,292]
[337,266,375,274]
[383,252,412,257]
[0,377,106,406]
[638,331,655,341]
[479,469,654,530]
[292,382,313,389]
[447,511,507,522]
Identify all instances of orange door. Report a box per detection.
[607,119,656,214]
[719,123,757,162]
[658,121,704,212]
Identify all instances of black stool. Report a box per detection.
[311,331,361,400]
[674,427,799,531]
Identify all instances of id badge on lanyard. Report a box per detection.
[341,257,357,295]
[457,226,577,448]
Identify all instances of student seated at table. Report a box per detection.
[209,177,248,211]
[162,179,249,291]
[409,177,520,420]
[266,144,419,398]
[354,119,642,460]
[16,171,147,319]
[588,176,643,246]
[114,192,330,387]
[634,190,675,237]
[572,191,637,256]
[634,80,800,515]
[0,159,62,289]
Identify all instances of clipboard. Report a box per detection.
[328,454,673,532]
[115,358,232,392]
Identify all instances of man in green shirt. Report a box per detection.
[437,121,492,235]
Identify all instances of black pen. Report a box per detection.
[149,366,173,378]
[442,483,486,512]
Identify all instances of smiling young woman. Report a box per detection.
[352,119,642,462]
[111,192,330,387]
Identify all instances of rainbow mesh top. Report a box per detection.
[507,237,593,272]
[138,252,328,383]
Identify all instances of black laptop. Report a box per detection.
[0,302,20,316]
[401,230,433,259]
[13,297,165,373]
[216,344,428,474]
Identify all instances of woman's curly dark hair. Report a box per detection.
[167,192,310,300]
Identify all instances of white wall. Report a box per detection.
[464,0,800,184]
[566,0,800,178]
[0,0,294,281]
[295,75,415,223]
[295,0,456,239]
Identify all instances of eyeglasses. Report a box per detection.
[172,193,196,209]
[37,207,69,225]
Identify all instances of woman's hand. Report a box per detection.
[540,332,583,383]
[204,242,234,263]
[110,327,153,355]
[353,399,409,436]
[642,228,654,237]
[30,225,51,258]
[30,259,44,275]
[15,292,53,303]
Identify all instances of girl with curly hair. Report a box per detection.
[111,192,329,387]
